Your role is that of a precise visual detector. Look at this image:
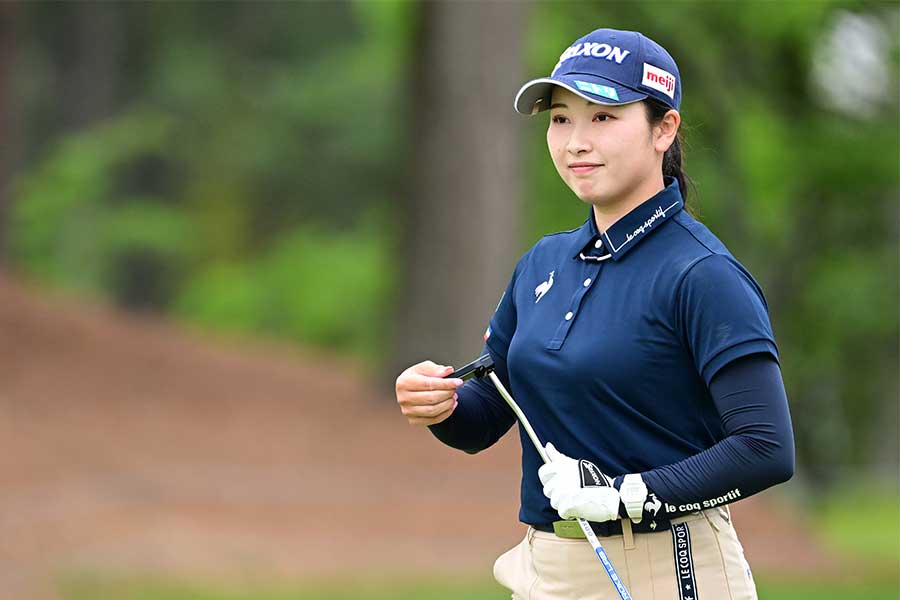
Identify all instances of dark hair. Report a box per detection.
[642,99,699,219]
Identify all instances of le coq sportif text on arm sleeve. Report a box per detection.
[615,351,796,519]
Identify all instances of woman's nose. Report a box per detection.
[566,124,593,154]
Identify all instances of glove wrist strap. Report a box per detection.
[620,473,648,523]
[579,459,613,487]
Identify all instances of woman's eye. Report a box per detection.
[550,114,611,124]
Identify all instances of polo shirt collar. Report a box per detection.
[570,176,684,262]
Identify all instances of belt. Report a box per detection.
[533,517,671,539]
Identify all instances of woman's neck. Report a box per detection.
[591,174,666,235]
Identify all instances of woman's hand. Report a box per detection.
[395,360,464,426]
[538,442,621,522]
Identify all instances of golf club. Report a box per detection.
[447,354,633,600]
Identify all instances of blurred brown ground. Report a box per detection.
[0,274,840,599]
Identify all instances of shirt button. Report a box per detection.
[594,239,603,249]
[583,278,591,287]
[565,311,574,321]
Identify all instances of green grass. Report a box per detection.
[757,580,898,600]
[61,574,899,600]
[815,481,900,564]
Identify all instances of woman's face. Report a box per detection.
[546,87,675,208]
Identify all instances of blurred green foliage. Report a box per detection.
[7,2,899,483]
[10,0,410,359]
[11,108,394,356]
[11,111,188,300]
[174,221,392,356]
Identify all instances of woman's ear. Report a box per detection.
[654,109,680,153]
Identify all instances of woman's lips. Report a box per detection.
[570,164,603,175]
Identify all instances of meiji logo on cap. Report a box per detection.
[641,63,676,99]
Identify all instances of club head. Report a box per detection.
[446,354,495,381]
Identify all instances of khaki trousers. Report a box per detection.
[493,506,756,600]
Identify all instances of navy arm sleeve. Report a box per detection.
[617,352,795,518]
[427,254,526,454]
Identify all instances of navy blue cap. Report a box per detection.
[514,28,681,114]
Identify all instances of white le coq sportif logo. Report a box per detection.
[645,493,662,517]
[642,63,676,99]
[534,271,554,303]
[551,42,631,77]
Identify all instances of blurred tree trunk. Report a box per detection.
[0,2,122,260]
[387,1,527,386]
[58,1,122,130]
[0,2,18,259]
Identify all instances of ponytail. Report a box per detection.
[643,99,698,219]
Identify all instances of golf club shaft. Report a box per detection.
[487,371,633,600]
[487,371,548,463]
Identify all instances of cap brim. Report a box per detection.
[513,74,648,115]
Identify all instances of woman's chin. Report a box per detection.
[570,182,601,202]
[573,187,606,204]
[570,179,624,206]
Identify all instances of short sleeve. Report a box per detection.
[484,252,527,363]
[676,254,780,387]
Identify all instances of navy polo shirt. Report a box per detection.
[469,176,779,526]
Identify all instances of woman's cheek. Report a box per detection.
[551,148,567,177]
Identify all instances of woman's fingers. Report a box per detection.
[538,463,558,486]
[399,389,458,407]
[395,360,465,426]
[413,360,456,381]
[401,394,457,419]
[406,399,458,426]
[398,372,463,393]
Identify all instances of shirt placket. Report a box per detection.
[546,250,605,350]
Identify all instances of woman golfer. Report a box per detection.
[395,27,794,600]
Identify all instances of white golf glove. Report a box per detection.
[538,442,621,522]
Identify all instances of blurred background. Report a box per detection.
[0,1,897,599]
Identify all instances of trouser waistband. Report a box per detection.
[531,506,728,539]
[532,516,671,538]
